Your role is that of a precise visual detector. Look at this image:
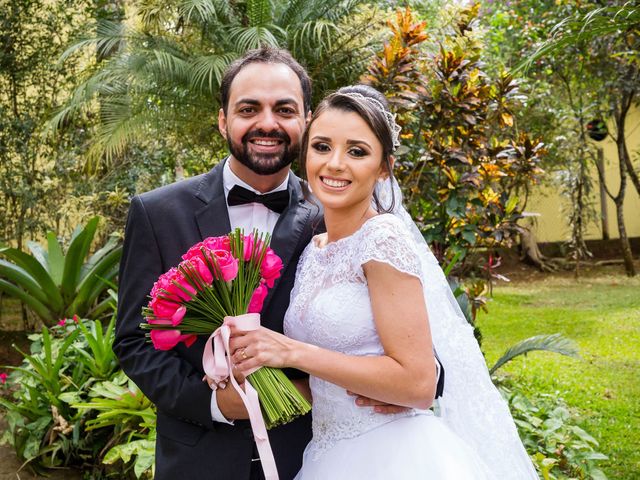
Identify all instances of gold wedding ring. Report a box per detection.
[241,348,248,360]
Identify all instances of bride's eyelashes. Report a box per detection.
[310,141,370,158]
[347,146,368,158]
[311,141,331,153]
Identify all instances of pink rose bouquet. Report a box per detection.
[141,230,310,429]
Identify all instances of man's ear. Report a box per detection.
[305,110,312,125]
[218,108,227,139]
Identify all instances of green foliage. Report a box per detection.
[480,0,640,276]
[479,272,640,477]
[0,0,98,247]
[490,333,579,375]
[53,0,384,168]
[364,7,545,272]
[0,318,154,478]
[0,217,121,326]
[74,372,156,479]
[503,385,608,480]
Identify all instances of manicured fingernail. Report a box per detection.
[356,399,363,405]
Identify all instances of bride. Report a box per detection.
[230,85,539,479]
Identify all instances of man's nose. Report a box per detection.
[255,110,279,132]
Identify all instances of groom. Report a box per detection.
[115,47,441,480]
[115,48,317,480]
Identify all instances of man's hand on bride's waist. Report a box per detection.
[347,390,411,414]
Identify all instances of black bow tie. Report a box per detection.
[227,184,290,214]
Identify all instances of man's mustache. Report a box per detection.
[242,129,290,145]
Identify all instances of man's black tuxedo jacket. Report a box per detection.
[114,160,320,480]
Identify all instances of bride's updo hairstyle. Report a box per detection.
[300,84,397,213]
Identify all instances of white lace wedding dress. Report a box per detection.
[283,214,494,479]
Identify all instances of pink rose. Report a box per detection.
[182,237,232,262]
[57,319,66,327]
[171,306,187,326]
[150,330,196,350]
[208,250,239,282]
[181,256,213,285]
[150,330,182,350]
[203,236,231,252]
[168,271,196,301]
[0,372,8,384]
[72,314,79,323]
[247,284,268,313]
[153,268,195,302]
[260,249,283,288]
[243,235,265,262]
[150,296,181,319]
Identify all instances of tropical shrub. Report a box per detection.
[0,317,154,478]
[363,6,545,272]
[501,384,608,480]
[0,217,121,327]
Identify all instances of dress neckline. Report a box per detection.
[312,214,393,250]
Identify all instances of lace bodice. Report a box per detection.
[283,214,425,457]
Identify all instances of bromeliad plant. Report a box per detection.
[0,217,121,327]
[0,317,152,477]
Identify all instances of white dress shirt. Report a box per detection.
[210,160,290,423]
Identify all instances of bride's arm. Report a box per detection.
[230,261,436,410]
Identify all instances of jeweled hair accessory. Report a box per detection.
[340,92,402,151]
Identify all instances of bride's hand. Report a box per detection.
[229,326,295,371]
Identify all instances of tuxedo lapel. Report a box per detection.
[262,175,311,313]
[194,160,232,239]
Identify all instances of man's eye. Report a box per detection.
[239,107,255,114]
[311,142,330,152]
[348,147,367,157]
[278,107,295,115]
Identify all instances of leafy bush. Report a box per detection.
[0,217,121,327]
[501,384,608,480]
[363,6,544,271]
[0,317,153,478]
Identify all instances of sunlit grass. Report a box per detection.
[478,271,640,479]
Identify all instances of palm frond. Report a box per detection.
[289,20,341,54]
[247,0,273,27]
[189,53,237,95]
[86,97,160,168]
[489,333,579,375]
[178,0,221,24]
[147,50,191,84]
[279,0,309,26]
[228,25,283,51]
[58,20,128,65]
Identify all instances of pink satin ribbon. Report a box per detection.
[202,313,279,480]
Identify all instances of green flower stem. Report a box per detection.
[248,367,311,430]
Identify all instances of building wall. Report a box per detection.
[525,105,640,243]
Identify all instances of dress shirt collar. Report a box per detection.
[223,158,290,198]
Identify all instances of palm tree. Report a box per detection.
[50,0,383,169]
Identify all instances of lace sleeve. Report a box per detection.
[358,214,422,280]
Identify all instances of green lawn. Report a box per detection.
[478,268,640,479]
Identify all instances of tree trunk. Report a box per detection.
[618,91,640,198]
[614,197,636,276]
[597,148,610,240]
[611,90,636,276]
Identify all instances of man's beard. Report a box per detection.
[227,129,300,175]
